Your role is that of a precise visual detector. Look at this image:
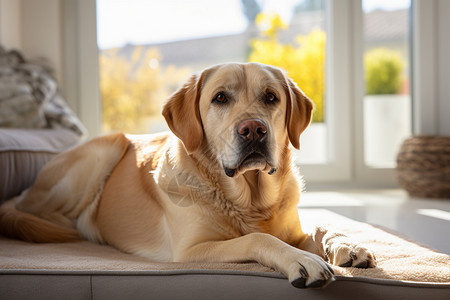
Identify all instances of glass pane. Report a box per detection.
[362,0,412,168]
[96,0,326,164]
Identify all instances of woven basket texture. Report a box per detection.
[397,136,450,198]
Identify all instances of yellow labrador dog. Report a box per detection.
[0,63,375,288]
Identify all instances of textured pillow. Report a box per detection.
[0,128,80,202]
[0,46,87,137]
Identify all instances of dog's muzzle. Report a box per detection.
[222,119,276,177]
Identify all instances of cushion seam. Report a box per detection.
[0,148,65,154]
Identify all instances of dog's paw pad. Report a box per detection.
[339,259,353,267]
[330,243,377,269]
[291,276,307,288]
[354,260,369,268]
[307,279,328,288]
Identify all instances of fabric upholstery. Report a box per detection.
[1,210,449,299]
[0,128,80,202]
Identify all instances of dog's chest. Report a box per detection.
[156,151,279,238]
[201,188,275,238]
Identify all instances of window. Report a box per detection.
[88,0,417,186]
[362,0,412,168]
[96,0,327,165]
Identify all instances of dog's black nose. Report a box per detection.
[237,119,267,141]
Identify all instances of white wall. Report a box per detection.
[437,0,450,136]
[0,0,63,84]
[22,0,63,84]
[0,0,22,50]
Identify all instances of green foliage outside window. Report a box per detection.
[364,48,405,95]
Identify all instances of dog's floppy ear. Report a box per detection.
[162,74,205,154]
[285,76,314,150]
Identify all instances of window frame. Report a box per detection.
[63,0,102,139]
[350,0,400,188]
[304,0,413,188]
[299,0,353,184]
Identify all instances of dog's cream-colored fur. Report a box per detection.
[0,63,375,288]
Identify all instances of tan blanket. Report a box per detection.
[1,209,449,284]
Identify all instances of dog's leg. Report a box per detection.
[176,232,334,289]
[298,226,377,268]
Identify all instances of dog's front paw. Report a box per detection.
[325,235,376,268]
[287,251,335,289]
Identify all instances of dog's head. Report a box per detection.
[162,63,313,177]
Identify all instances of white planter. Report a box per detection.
[364,94,412,168]
[294,122,327,164]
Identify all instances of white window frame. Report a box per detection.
[304,0,414,188]
[61,0,446,187]
[62,0,102,139]
[350,0,399,188]
[300,0,353,184]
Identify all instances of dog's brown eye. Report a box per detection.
[265,92,278,103]
[213,92,227,104]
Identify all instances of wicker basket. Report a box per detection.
[396,136,450,198]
